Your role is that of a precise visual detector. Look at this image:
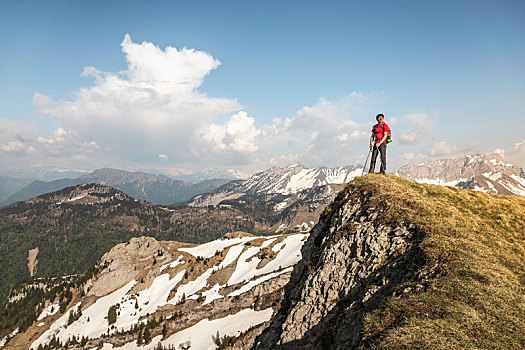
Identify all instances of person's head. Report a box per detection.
[376,113,384,123]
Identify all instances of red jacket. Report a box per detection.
[372,122,390,143]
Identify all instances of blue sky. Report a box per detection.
[1,0,524,178]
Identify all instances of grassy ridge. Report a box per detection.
[355,174,525,349]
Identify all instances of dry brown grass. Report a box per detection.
[352,174,525,349]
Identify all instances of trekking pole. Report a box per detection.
[361,147,372,176]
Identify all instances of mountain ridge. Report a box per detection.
[0,183,271,307]
[3,175,524,349]
[1,168,231,207]
[394,152,525,196]
[254,174,525,349]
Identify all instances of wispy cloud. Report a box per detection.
[398,113,433,145]
[494,140,525,168]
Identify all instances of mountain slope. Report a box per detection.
[1,168,230,206]
[0,183,269,306]
[189,163,361,206]
[0,176,33,203]
[187,163,362,233]
[4,232,308,350]
[1,178,83,206]
[255,174,525,349]
[394,153,525,196]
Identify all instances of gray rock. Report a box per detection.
[254,185,432,350]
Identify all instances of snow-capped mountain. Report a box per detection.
[394,153,525,196]
[187,163,362,233]
[14,232,308,350]
[189,163,362,207]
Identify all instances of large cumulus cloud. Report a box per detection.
[33,34,243,164]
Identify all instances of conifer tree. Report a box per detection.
[144,327,152,344]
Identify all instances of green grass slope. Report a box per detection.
[353,174,525,349]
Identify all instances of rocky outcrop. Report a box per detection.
[254,179,437,349]
[84,236,173,297]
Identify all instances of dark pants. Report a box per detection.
[369,143,387,174]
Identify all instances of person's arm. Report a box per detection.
[370,133,374,149]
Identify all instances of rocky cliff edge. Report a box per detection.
[255,174,525,349]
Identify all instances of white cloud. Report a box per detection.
[269,153,300,166]
[0,140,35,153]
[398,113,433,145]
[15,34,392,172]
[198,111,260,155]
[0,119,38,155]
[493,148,505,157]
[400,140,481,165]
[258,92,377,167]
[9,33,493,176]
[36,128,100,155]
[502,140,525,168]
[427,140,461,157]
[33,34,241,166]
[0,119,110,177]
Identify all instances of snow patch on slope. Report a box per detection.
[179,236,258,258]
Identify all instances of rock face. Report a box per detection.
[85,236,173,297]
[394,153,525,196]
[254,180,434,349]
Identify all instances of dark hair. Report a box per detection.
[376,113,384,120]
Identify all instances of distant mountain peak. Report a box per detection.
[395,152,525,196]
[81,168,173,184]
[27,183,133,206]
[187,163,363,232]
[287,161,305,168]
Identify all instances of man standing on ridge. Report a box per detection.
[369,113,390,174]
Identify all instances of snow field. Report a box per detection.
[167,267,214,304]
[31,233,309,349]
[0,327,19,347]
[285,168,320,194]
[228,234,307,286]
[106,307,275,350]
[228,267,293,297]
[414,178,462,187]
[505,181,525,196]
[253,234,307,276]
[274,200,288,211]
[31,302,82,349]
[271,239,287,252]
[159,255,184,272]
[275,223,287,233]
[218,244,245,269]
[259,238,277,249]
[37,303,59,320]
[178,236,258,258]
[67,193,88,202]
[226,246,263,286]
